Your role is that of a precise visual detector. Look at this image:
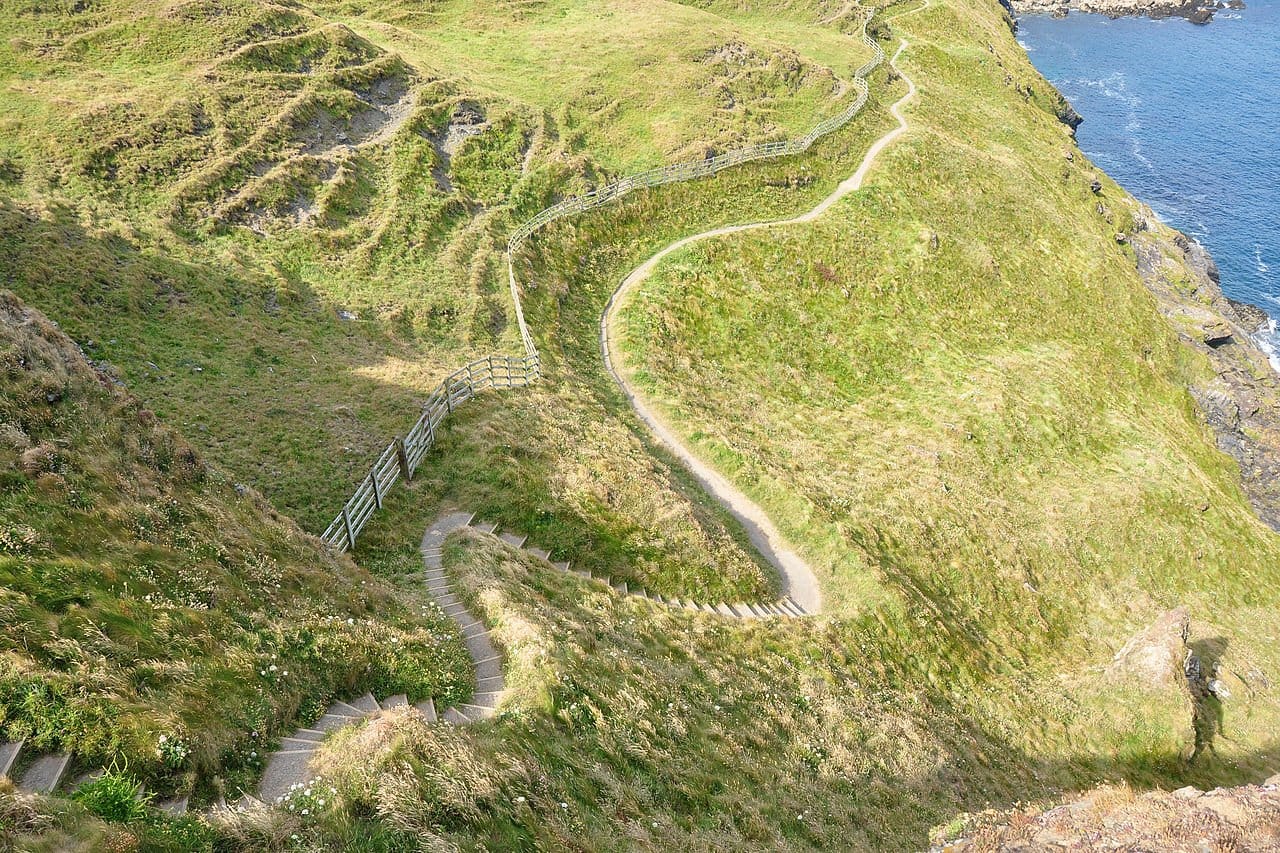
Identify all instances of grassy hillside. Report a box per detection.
[609,0,1280,796]
[0,0,878,600]
[0,290,471,809]
[4,0,1280,847]
[204,527,1264,850]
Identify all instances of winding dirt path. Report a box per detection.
[600,33,923,616]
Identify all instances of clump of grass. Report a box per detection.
[71,771,152,824]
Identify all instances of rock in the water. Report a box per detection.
[1106,606,1190,689]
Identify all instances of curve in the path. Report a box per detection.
[254,510,811,804]
[0,7,930,817]
[600,34,922,617]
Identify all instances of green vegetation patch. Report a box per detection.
[0,291,472,803]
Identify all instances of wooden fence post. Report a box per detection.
[396,437,412,481]
[370,471,382,510]
[341,506,356,552]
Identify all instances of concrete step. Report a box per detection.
[573,568,592,578]
[473,520,499,534]
[327,700,365,719]
[18,753,71,793]
[71,769,104,790]
[665,597,681,607]
[435,593,461,608]
[464,631,498,661]
[474,656,502,681]
[715,603,735,617]
[728,603,751,618]
[552,561,570,572]
[423,554,444,570]
[423,569,447,583]
[349,693,380,714]
[443,603,469,618]
[461,621,488,639]
[426,576,450,594]
[457,703,495,720]
[442,707,470,725]
[476,675,504,692]
[747,603,768,617]
[682,599,698,610]
[0,740,22,778]
[471,691,503,707]
[415,698,438,722]
[781,598,805,616]
[701,603,717,613]
[528,547,550,561]
[421,512,476,554]
[280,737,321,750]
[612,580,628,594]
[158,795,189,815]
[313,713,359,732]
[288,728,325,742]
[636,588,649,599]
[381,694,408,709]
[499,531,527,548]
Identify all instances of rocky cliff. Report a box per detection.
[1009,0,1244,24]
[1126,206,1280,531]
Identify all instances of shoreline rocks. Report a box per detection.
[1128,203,1280,531]
[1009,0,1244,24]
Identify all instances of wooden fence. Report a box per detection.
[320,13,885,552]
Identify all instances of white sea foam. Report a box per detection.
[1256,244,1271,275]
[1252,317,1280,374]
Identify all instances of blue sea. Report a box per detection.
[1016,5,1280,356]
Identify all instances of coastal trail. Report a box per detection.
[599,23,925,616]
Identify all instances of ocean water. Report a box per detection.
[1016,6,1279,336]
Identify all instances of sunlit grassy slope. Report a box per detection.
[606,0,1280,791]
[234,527,1275,850]
[0,290,472,806]
[0,0,874,599]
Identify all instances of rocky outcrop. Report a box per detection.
[1009,0,1242,24]
[1129,206,1280,532]
[932,776,1280,851]
[1105,606,1190,689]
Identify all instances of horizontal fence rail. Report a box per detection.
[320,13,885,552]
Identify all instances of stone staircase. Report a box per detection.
[0,510,807,813]
[454,512,810,619]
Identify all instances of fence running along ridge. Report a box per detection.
[320,11,887,552]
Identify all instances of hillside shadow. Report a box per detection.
[0,197,457,530]
[893,678,1280,851]
[1189,635,1231,761]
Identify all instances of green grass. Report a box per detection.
[0,290,473,805]
[3,0,1280,848]
[237,530,1277,850]
[0,0,881,599]
[607,0,1280,807]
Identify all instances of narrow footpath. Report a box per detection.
[600,32,924,616]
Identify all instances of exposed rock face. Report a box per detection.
[1129,207,1280,531]
[932,777,1280,851]
[1009,0,1240,24]
[1105,606,1190,689]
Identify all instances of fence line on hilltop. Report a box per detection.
[320,12,886,552]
